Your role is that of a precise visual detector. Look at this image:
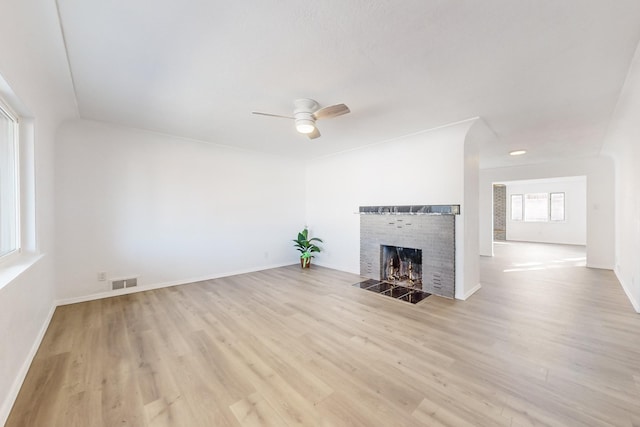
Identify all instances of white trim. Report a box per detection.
[311,116,480,161]
[586,263,614,270]
[615,267,640,313]
[0,96,19,120]
[56,262,295,306]
[457,282,482,300]
[0,98,21,262]
[313,261,360,275]
[0,303,56,426]
[0,253,44,290]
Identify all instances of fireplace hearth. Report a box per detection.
[353,279,431,304]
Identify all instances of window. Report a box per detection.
[524,193,549,222]
[550,192,565,221]
[0,98,19,259]
[510,194,523,221]
[510,191,567,223]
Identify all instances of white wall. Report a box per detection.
[601,41,640,313]
[0,0,77,423]
[305,119,481,299]
[504,177,587,245]
[55,120,305,301]
[479,157,615,269]
[460,119,493,299]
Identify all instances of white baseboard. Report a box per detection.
[56,262,295,306]
[313,261,360,276]
[586,263,615,270]
[614,267,640,314]
[456,282,482,300]
[0,303,56,426]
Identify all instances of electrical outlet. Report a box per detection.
[97,272,107,281]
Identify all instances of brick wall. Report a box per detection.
[493,184,506,240]
[360,214,455,298]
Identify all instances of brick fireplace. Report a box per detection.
[359,205,458,299]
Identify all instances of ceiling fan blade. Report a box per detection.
[313,103,350,120]
[307,127,321,139]
[251,111,294,120]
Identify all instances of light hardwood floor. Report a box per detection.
[7,242,640,426]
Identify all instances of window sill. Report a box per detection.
[0,252,44,290]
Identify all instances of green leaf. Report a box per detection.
[294,228,322,256]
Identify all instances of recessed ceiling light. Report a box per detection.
[509,149,527,156]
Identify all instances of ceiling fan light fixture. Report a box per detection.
[253,98,350,139]
[295,119,316,134]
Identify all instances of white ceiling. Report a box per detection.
[56,0,640,168]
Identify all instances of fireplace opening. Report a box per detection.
[352,245,429,304]
[381,245,422,289]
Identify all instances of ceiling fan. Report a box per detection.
[252,98,350,139]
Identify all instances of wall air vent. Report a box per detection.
[111,277,138,290]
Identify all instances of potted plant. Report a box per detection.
[293,228,323,268]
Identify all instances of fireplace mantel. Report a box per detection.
[358,205,460,215]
